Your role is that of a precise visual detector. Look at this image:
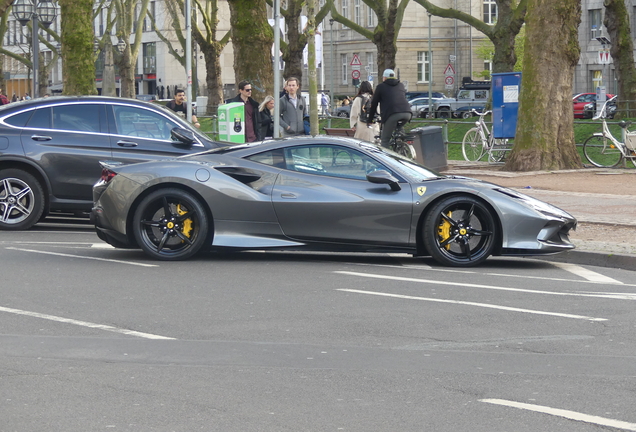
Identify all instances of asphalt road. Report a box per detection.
[1,219,636,432]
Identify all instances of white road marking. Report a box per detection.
[337,289,607,321]
[336,271,636,301]
[550,262,623,284]
[91,243,115,249]
[0,306,174,340]
[6,247,157,267]
[480,399,636,431]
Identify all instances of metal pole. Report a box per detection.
[329,19,334,123]
[427,12,431,117]
[273,0,281,137]
[185,0,193,122]
[32,11,39,98]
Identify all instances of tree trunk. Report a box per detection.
[604,0,636,118]
[59,0,97,95]
[505,0,582,171]
[282,3,306,82]
[228,0,274,102]
[203,44,224,114]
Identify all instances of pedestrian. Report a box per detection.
[367,69,412,149]
[321,92,329,116]
[24,92,31,100]
[11,93,17,103]
[279,77,307,136]
[165,89,200,128]
[259,95,275,139]
[350,81,379,143]
[0,89,9,106]
[226,80,262,142]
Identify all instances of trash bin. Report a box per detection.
[410,126,447,171]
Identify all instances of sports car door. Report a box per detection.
[271,144,413,245]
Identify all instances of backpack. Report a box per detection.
[0,94,9,106]
[358,95,373,123]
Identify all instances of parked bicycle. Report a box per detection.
[461,110,510,163]
[583,99,636,168]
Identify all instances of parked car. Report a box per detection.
[408,96,443,118]
[406,91,445,102]
[336,105,351,118]
[433,87,489,118]
[583,95,617,119]
[573,92,615,118]
[0,96,225,230]
[92,136,577,267]
[454,105,485,119]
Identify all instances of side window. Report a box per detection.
[457,90,471,100]
[286,145,384,180]
[113,105,178,140]
[26,107,52,129]
[6,110,35,128]
[247,148,286,168]
[52,104,101,132]
[475,90,487,100]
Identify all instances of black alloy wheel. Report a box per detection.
[133,188,210,260]
[0,169,45,230]
[423,195,496,267]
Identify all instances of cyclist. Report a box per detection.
[366,69,412,149]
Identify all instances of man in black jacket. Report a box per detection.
[226,80,262,142]
[367,69,412,149]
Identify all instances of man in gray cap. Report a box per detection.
[367,69,412,149]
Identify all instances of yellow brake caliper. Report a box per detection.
[438,211,452,250]
[176,204,193,239]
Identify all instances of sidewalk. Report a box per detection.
[443,161,636,271]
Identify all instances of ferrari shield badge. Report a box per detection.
[417,186,427,196]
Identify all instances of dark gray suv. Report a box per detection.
[0,96,224,230]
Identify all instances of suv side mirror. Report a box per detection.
[171,127,196,147]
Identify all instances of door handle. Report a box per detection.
[280,193,297,199]
[117,141,139,147]
[31,135,52,141]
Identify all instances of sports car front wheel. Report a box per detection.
[133,188,209,260]
[423,195,496,267]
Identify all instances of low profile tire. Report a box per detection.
[0,169,45,231]
[133,188,210,260]
[423,195,496,267]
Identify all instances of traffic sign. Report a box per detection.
[368,76,373,82]
[444,63,456,75]
[350,54,362,67]
[351,70,361,79]
[444,76,454,86]
[598,49,611,65]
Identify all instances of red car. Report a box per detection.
[573,93,614,118]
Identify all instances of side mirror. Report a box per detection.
[171,127,196,147]
[366,170,401,191]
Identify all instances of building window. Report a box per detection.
[354,0,361,25]
[483,60,493,79]
[589,9,602,40]
[366,52,374,80]
[367,5,375,27]
[143,42,156,74]
[341,53,348,84]
[483,0,497,24]
[341,0,349,28]
[417,51,430,83]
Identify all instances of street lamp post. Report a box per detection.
[12,0,57,99]
[329,18,334,123]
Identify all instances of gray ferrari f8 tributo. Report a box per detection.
[91,137,576,267]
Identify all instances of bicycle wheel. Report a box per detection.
[583,135,623,168]
[462,128,485,161]
[394,139,416,159]
[488,139,508,163]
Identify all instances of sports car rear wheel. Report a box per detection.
[133,188,209,260]
[423,195,496,267]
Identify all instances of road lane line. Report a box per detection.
[0,306,174,340]
[335,271,636,301]
[550,262,623,284]
[337,288,606,321]
[6,247,157,267]
[480,399,636,431]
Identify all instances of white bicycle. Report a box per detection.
[583,97,636,168]
[462,110,510,163]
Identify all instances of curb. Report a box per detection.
[534,250,636,272]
